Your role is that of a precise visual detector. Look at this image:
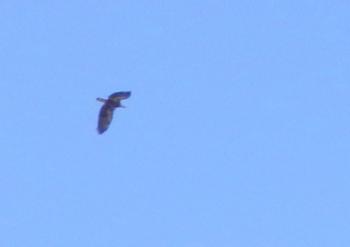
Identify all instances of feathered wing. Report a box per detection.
[108,91,131,102]
[97,104,115,134]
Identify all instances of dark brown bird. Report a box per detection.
[96,91,131,134]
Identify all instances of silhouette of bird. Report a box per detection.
[96,91,131,134]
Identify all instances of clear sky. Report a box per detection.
[1,1,349,246]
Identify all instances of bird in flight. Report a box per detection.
[96,91,131,134]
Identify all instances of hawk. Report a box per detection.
[96,91,131,134]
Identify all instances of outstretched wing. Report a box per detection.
[108,91,131,102]
[97,104,115,134]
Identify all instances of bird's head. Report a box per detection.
[96,97,107,103]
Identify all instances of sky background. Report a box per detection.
[1,1,350,246]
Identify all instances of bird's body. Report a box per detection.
[96,91,131,134]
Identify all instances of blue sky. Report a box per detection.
[1,1,349,246]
